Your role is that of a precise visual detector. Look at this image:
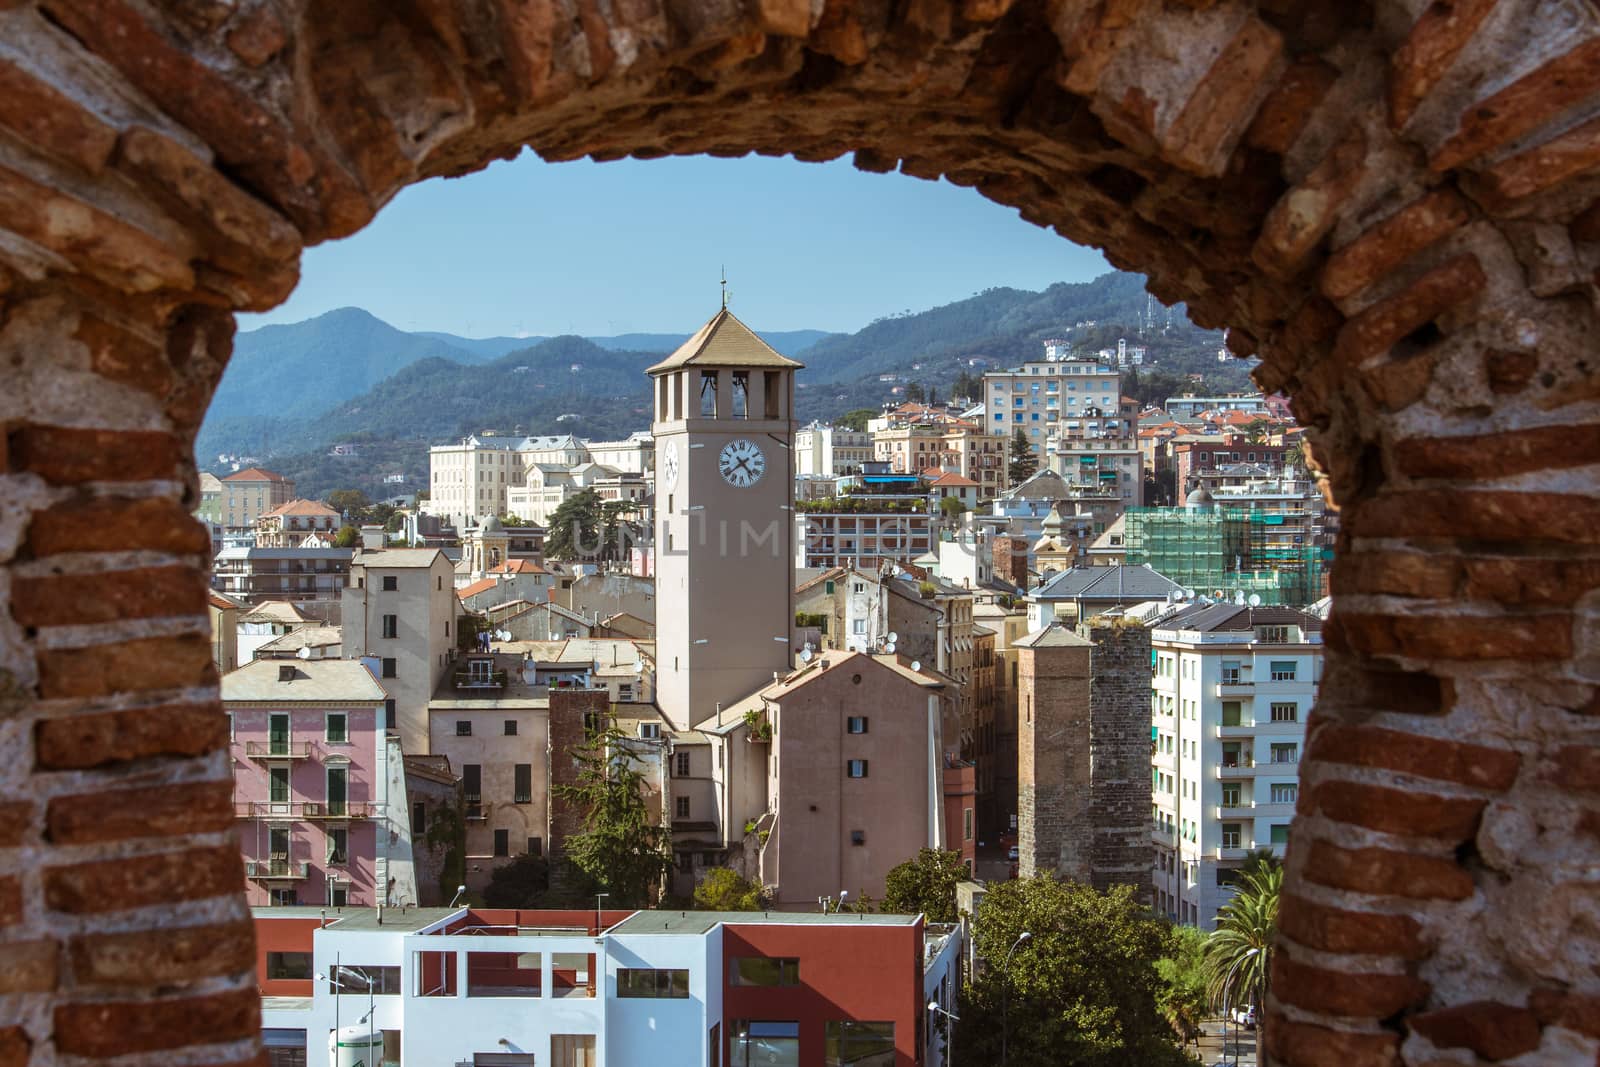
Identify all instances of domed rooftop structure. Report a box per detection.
[1184,486,1215,510]
[479,514,506,534]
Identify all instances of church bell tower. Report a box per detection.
[650,309,801,730]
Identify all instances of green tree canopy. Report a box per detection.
[692,868,765,911]
[1008,428,1038,484]
[551,719,671,907]
[882,848,966,924]
[835,408,877,432]
[482,854,550,908]
[1155,923,1208,1050]
[956,876,1190,1067]
[544,489,604,561]
[326,488,370,516]
[332,525,360,547]
[904,382,926,403]
[938,495,969,521]
[1202,864,1280,1016]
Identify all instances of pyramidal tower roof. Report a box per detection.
[647,308,805,375]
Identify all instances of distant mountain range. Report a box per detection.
[197,273,1251,500]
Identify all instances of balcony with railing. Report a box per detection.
[1215,722,1255,739]
[1216,757,1256,779]
[453,668,507,690]
[244,740,314,760]
[246,859,311,880]
[1215,672,1254,698]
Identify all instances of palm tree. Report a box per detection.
[1202,864,1281,1017]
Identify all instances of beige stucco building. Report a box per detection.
[343,548,457,753]
[219,466,295,529]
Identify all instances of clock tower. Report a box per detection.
[650,309,801,730]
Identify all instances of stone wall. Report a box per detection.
[1015,637,1093,880]
[545,687,610,897]
[992,535,1029,590]
[0,0,1595,1063]
[1081,621,1154,902]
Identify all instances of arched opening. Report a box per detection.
[1,1,1597,1064]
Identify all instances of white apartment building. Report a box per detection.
[583,431,656,474]
[424,436,523,529]
[984,356,1121,454]
[1149,603,1322,928]
[794,421,873,477]
[1050,438,1145,506]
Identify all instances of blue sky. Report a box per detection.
[242,150,1111,339]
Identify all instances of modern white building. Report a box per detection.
[983,355,1121,454]
[794,421,873,478]
[257,905,955,1067]
[1148,603,1323,928]
[424,436,524,530]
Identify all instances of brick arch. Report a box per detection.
[0,0,1595,1063]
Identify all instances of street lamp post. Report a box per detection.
[1220,947,1261,1066]
[928,1000,960,1067]
[999,931,1032,1067]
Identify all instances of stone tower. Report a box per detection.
[649,309,801,730]
[1015,619,1152,899]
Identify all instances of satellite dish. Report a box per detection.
[1248,594,1262,607]
[887,631,899,644]
[1235,592,1247,606]
[1183,588,1196,601]
[295,646,312,660]
[885,642,897,656]
[632,659,645,674]
[800,648,814,663]
[911,660,922,673]
[496,630,512,642]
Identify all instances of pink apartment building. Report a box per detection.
[225,659,390,908]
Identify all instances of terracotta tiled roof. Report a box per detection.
[260,498,339,518]
[458,578,498,599]
[928,471,979,487]
[223,467,290,482]
[494,558,547,575]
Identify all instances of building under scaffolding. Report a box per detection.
[1119,502,1332,606]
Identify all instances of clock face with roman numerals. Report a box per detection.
[718,438,766,488]
[661,440,679,492]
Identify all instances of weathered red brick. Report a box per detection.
[1312,780,1485,840]
[54,988,258,1056]
[35,702,228,769]
[1307,722,1521,792]
[1484,349,1539,394]
[1348,491,1600,547]
[1162,16,1284,176]
[1327,611,1571,662]
[1431,35,1600,172]
[1273,953,1430,1018]
[1529,987,1600,1040]
[44,844,244,914]
[37,633,216,700]
[26,495,211,557]
[1253,123,1368,279]
[1246,56,1339,155]
[38,0,362,237]
[0,58,118,174]
[1397,425,1600,480]
[1460,558,1600,607]
[11,566,205,627]
[47,779,234,845]
[1321,189,1473,302]
[1483,113,1600,205]
[118,127,302,263]
[0,163,194,291]
[8,424,185,485]
[1388,0,1499,129]
[1409,1001,1542,1060]
[1303,840,1475,900]
[0,877,23,927]
[226,5,289,65]
[1278,891,1430,959]
[1263,1011,1401,1067]
[0,1027,30,1067]
[1547,746,1600,792]
[0,803,33,848]
[1334,550,1459,599]
[0,940,59,994]
[70,921,255,986]
[1331,253,1485,366]
[73,312,174,405]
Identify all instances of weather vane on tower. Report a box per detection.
[721,266,730,310]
